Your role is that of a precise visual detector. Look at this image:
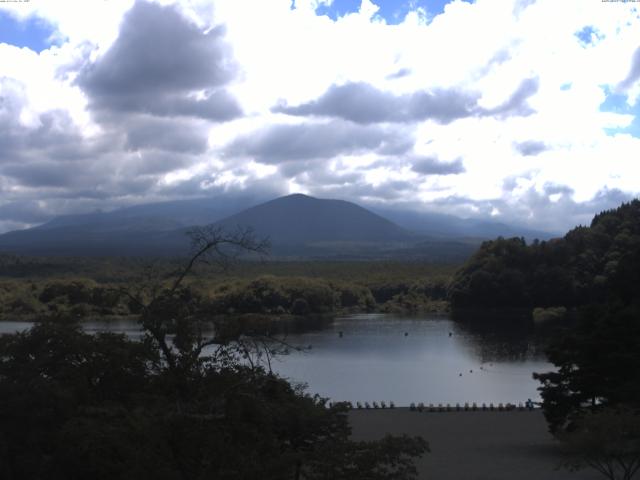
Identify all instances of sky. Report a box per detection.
[0,0,639,234]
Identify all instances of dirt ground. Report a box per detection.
[349,409,601,480]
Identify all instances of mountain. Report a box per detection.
[0,195,263,257]
[32,195,263,233]
[370,207,557,241]
[0,193,554,259]
[214,194,412,246]
[0,194,415,257]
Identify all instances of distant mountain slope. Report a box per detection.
[215,194,412,245]
[371,207,556,241]
[0,195,266,256]
[33,195,263,233]
[0,193,553,259]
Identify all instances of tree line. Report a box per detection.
[448,200,640,309]
[449,200,640,480]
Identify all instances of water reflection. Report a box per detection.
[450,309,552,363]
[0,313,556,405]
[269,313,554,405]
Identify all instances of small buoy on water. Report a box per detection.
[339,331,343,337]
[404,332,408,336]
[459,373,462,377]
[449,332,452,337]
[470,370,473,373]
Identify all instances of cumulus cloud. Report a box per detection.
[76,0,242,121]
[483,77,539,118]
[618,46,640,92]
[123,115,209,154]
[411,156,466,175]
[274,78,539,125]
[307,178,420,202]
[1,0,640,233]
[273,82,480,124]
[3,161,88,188]
[514,140,548,156]
[223,120,414,163]
[426,185,633,234]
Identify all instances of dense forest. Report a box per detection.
[448,200,640,309]
[0,260,453,320]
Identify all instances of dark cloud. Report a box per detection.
[5,111,107,162]
[223,120,414,163]
[127,151,195,176]
[411,156,465,175]
[514,140,547,156]
[307,178,418,202]
[281,161,363,184]
[618,46,640,91]
[502,174,527,192]
[88,84,242,122]
[273,82,480,125]
[274,78,539,125]
[77,0,242,121]
[2,161,82,188]
[0,201,52,224]
[543,183,574,196]
[124,115,209,154]
[155,172,286,202]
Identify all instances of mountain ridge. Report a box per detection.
[0,193,555,259]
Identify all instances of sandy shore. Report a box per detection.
[349,409,600,480]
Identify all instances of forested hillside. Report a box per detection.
[448,200,640,308]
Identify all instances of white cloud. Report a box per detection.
[0,0,639,233]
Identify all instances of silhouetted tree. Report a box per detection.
[0,226,428,479]
[534,305,640,434]
[559,407,640,480]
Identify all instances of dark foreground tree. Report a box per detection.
[533,305,640,434]
[559,408,640,480]
[0,227,427,479]
[534,305,640,480]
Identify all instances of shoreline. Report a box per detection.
[349,409,600,480]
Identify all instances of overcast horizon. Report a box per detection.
[1,0,639,235]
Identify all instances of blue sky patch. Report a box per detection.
[604,115,640,138]
[312,0,473,24]
[600,87,640,138]
[575,25,603,46]
[0,10,58,52]
[560,82,572,91]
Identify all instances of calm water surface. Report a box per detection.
[0,313,553,406]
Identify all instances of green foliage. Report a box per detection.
[534,305,640,434]
[449,199,640,309]
[1,261,456,319]
[208,276,339,315]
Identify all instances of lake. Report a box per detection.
[0,313,553,406]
